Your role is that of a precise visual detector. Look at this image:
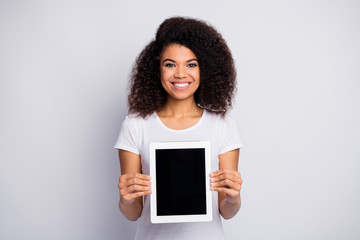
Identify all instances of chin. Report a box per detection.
[168,94,195,101]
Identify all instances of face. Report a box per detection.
[159,44,200,101]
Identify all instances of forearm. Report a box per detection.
[216,150,242,220]
[219,194,241,220]
[119,197,143,221]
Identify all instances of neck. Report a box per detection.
[159,96,202,117]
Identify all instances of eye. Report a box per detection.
[187,63,198,68]
[164,63,175,67]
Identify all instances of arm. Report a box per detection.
[210,149,242,219]
[118,150,151,221]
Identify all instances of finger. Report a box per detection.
[126,184,152,194]
[210,179,241,191]
[210,186,239,197]
[210,172,242,185]
[210,173,239,184]
[210,169,241,178]
[121,191,152,204]
[120,173,151,181]
[119,178,151,188]
[120,184,151,195]
[210,168,232,176]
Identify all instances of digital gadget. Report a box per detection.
[150,141,212,224]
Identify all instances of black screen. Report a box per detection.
[155,148,206,216]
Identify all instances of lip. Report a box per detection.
[171,81,192,90]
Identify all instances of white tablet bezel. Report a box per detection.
[150,141,212,224]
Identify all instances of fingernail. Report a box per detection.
[210,178,215,182]
[210,183,215,186]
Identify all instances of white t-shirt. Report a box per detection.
[114,110,243,240]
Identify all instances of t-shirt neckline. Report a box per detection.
[155,109,206,133]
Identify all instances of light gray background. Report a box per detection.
[1,0,359,239]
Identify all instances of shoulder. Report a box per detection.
[125,112,156,122]
[204,110,237,128]
[122,112,157,129]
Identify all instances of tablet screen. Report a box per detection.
[155,148,206,216]
[150,141,212,223]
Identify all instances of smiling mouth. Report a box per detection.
[172,82,190,88]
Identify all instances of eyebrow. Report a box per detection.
[162,58,198,63]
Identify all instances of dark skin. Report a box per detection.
[118,44,242,220]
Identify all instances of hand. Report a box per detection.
[210,169,243,204]
[118,173,152,205]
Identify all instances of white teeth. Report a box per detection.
[174,83,189,87]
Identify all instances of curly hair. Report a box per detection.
[128,16,237,118]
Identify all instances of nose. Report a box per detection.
[174,66,186,78]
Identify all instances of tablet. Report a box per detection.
[150,141,212,224]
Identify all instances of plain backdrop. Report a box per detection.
[1,0,359,239]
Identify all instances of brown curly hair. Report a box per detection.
[128,16,236,118]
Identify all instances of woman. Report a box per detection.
[114,17,243,240]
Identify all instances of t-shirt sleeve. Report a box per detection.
[113,116,140,154]
[219,117,244,155]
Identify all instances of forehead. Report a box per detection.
[160,44,197,60]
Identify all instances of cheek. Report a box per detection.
[160,74,171,91]
[192,69,200,81]
[160,69,171,82]
[191,71,200,84]
[160,80,167,90]
[160,75,169,87]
